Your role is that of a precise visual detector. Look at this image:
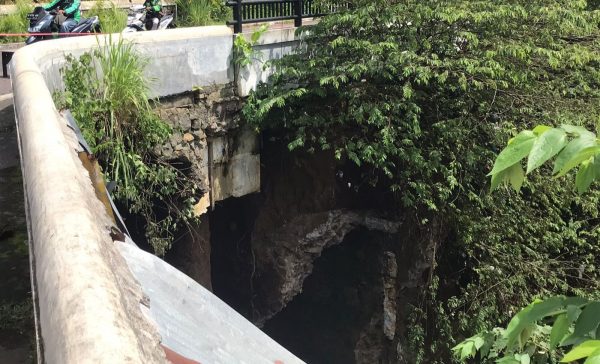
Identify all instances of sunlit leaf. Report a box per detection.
[489,131,536,176]
[532,125,552,135]
[561,124,596,137]
[561,340,600,362]
[557,146,600,177]
[576,158,597,194]
[507,163,525,191]
[585,352,600,364]
[527,128,567,173]
[553,134,596,174]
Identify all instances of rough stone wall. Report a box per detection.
[244,141,447,364]
[154,84,243,195]
[155,84,247,290]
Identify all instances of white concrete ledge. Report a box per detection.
[25,26,234,97]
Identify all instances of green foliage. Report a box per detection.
[175,0,229,26]
[88,0,127,34]
[0,0,32,43]
[460,121,600,362]
[56,37,199,255]
[243,0,600,361]
[489,125,600,194]
[233,24,268,67]
[454,296,600,363]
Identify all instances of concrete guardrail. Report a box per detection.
[11,26,302,363]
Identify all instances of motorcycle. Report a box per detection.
[25,6,100,45]
[122,5,175,32]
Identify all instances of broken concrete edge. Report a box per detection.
[10,35,170,364]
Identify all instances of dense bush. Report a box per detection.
[244,0,600,361]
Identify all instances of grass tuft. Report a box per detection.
[0,0,32,43]
[175,0,230,26]
[57,36,199,255]
[88,0,127,34]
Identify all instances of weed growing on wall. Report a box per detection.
[56,37,200,255]
[233,24,268,67]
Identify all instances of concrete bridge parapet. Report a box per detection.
[10,26,302,363]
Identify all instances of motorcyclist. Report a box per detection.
[42,0,81,33]
[143,0,162,30]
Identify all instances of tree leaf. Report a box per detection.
[461,341,475,360]
[550,314,570,348]
[564,297,590,307]
[561,124,596,138]
[496,356,521,364]
[552,134,597,174]
[532,125,552,135]
[585,351,600,364]
[568,304,584,323]
[507,163,525,191]
[519,353,531,364]
[573,302,600,339]
[505,297,565,350]
[576,158,597,194]
[491,166,509,192]
[556,146,600,177]
[474,335,486,350]
[561,340,600,362]
[527,128,567,173]
[488,131,536,176]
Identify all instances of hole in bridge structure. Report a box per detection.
[261,229,384,364]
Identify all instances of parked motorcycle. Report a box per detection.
[122,5,175,32]
[25,6,100,45]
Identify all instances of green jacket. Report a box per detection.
[43,0,81,22]
[144,0,161,13]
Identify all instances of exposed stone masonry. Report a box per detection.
[154,84,243,192]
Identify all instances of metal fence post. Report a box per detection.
[294,0,303,27]
[234,0,243,33]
